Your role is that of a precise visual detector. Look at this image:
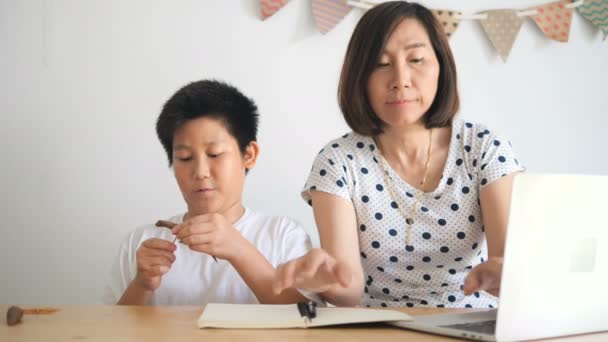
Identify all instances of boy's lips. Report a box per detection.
[194,187,215,196]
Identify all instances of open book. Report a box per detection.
[198,303,413,329]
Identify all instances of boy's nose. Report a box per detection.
[194,160,211,179]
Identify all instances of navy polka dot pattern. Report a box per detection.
[302,119,524,308]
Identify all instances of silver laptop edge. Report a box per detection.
[391,173,608,341]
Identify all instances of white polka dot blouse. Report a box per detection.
[302,119,524,308]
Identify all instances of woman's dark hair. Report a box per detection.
[156,79,259,166]
[338,1,459,136]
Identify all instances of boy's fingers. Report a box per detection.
[177,223,215,240]
[143,265,170,277]
[141,256,173,270]
[143,238,176,251]
[182,233,208,246]
[145,249,176,262]
[153,265,170,276]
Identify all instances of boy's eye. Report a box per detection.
[176,156,192,162]
[208,153,223,158]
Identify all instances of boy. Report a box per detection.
[103,80,311,305]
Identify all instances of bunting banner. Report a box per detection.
[529,0,574,42]
[577,0,608,40]
[311,0,353,34]
[432,10,463,38]
[261,0,290,20]
[479,10,524,62]
[260,0,605,61]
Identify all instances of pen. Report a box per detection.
[297,301,317,322]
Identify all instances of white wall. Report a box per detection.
[1,0,606,305]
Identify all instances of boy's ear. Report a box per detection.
[243,141,260,170]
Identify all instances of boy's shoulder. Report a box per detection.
[239,208,303,230]
[238,208,308,239]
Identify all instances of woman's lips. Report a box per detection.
[386,99,417,105]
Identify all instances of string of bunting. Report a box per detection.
[260,0,608,62]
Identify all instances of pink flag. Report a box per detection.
[529,0,574,42]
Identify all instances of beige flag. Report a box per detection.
[529,0,574,42]
[432,10,463,39]
[479,10,524,62]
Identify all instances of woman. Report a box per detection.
[273,1,524,308]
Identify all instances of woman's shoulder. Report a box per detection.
[452,118,510,146]
[316,131,377,157]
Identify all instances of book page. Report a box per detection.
[307,307,412,327]
[198,304,305,329]
[198,304,412,329]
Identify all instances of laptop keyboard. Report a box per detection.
[441,320,496,335]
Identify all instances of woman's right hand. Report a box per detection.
[133,238,176,291]
[272,248,352,295]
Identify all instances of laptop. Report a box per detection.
[390,173,608,341]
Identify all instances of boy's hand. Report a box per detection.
[133,238,176,292]
[272,248,352,295]
[172,213,245,261]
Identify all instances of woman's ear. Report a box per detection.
[243,141,260,170]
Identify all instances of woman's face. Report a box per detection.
[367,18,440,130]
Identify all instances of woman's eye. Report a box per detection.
[376,62,390,67]
[410,57,424,64]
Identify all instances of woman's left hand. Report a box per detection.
[463,257,503,297]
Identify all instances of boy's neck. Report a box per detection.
[185,202,246,224]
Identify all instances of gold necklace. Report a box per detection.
[377,129,433,247]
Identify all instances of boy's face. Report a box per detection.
[172,117,258,217]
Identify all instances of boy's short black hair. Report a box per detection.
[156,80,259,166]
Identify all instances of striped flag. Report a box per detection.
[311,0,353,34]
[577,0,608,40]
[260,0,290,20]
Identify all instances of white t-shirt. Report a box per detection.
[302,119,524,308]
[102,207,312,305]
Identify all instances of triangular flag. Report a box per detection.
[529,0,574,42]
[577,0,608,40]
[432,10,463,39]
[311,0,353,34]
[479,10,524,62]
[260,0,290,20]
